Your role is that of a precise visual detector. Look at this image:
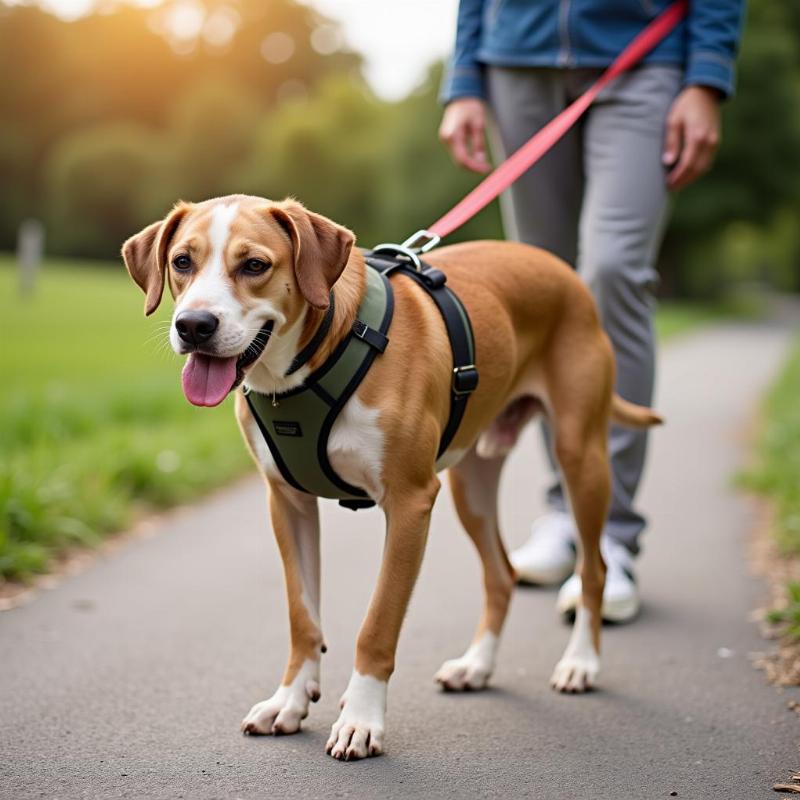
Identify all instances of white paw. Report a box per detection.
[241,660,320,735]
[549,653,599,693]
[325,671,386,761]
[550,607,599,693]
[434,632,498,691]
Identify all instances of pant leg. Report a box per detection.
[486,66,584,519]
[485,67,583,265]
[577,65,683,554]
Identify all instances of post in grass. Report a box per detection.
[17,218,44,298]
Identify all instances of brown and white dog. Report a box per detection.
[122,194,661,761]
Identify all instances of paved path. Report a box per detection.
[2,318,798,800]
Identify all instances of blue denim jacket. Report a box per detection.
[441,0,745,103]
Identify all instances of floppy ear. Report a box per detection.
[269,200,355,310]
[121,202,190,316]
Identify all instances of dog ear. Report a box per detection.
[269,200,354,310]
[121,202,190,316]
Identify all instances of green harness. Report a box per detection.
[243,252,478,510]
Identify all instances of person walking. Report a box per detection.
[439,0,744,622]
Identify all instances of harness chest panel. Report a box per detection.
[245,264,392,505]
[244,252,478,510]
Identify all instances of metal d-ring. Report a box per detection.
[371,242,423,270]
[372,230,441,271]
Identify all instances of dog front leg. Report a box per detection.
[241,482,323,735]
[326,476,440,760]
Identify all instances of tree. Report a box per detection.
[44,124,168,258]
[662,0,800,296]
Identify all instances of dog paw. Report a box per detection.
[435,633,497,691]
[549,654,599,693]
[325,671,386,761]
[551,607,600,693]
[435,656,491,690]
[241,661,320,736]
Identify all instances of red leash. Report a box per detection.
[403,0,687,253]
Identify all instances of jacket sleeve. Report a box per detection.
[684,0,746,98]
[439,0,487,104]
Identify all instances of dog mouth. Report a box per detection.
[180,321,274,407]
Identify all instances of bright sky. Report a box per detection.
[20,0,460,100]
[304,0,459,99]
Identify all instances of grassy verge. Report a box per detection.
[0,255,763,582]
[739,333,800,641]
[1,257,251,581]
[654,291,765,340]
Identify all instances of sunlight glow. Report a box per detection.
[14,0,459,99]
[261,31,296,65]
[27,0,160,21]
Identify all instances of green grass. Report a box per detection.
[654,291,766,341]
[740,333,800,556]
[765,582,800,640]
[0,255,761,582]
[739,333,800,640]
[1,256,252,581]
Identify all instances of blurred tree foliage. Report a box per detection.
[0,0,797,296]
[663,0,800,296]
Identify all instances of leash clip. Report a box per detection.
[401,230,441,254]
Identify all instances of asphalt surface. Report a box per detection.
[2,318,798,800]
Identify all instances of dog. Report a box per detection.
[122,194,661,761]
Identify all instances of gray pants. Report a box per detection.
[486,65,682,554]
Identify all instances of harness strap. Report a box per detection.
[285,291,336,376]
[244,252,477,512]
[244,265,393,511]
[365,253,479,459]
[352,318,389,353]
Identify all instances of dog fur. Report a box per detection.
[122,194,661,761]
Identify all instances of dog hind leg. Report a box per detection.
[549,411,610,693]
[435,448,515,691]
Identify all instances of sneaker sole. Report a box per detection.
[556,594,640,624]
[514,563,575,587]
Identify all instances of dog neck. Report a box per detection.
[243,251,367,396]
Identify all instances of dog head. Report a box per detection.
[122,195,354,406]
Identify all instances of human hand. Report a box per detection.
[438,97,491,174]
[662,85,722,191]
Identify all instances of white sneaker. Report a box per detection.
[556,538,640,623]
[510,511,577,585]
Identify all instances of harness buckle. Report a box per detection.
[452,365,479,396]
[352,319,389,353]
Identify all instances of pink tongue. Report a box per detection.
[181,353,238,407]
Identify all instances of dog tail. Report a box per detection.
[610,394,664,429]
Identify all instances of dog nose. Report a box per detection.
[175,310,219,346]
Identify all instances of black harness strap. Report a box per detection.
[285,291,336,376]
[245,266,394,512]
[365,252,479,459]
[245,251,478,513]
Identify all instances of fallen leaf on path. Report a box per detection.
[773,783,800,793]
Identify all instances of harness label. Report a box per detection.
[273,420,303,437]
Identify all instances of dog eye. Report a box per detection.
[242,258,271,275]
[172,255,192,272]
